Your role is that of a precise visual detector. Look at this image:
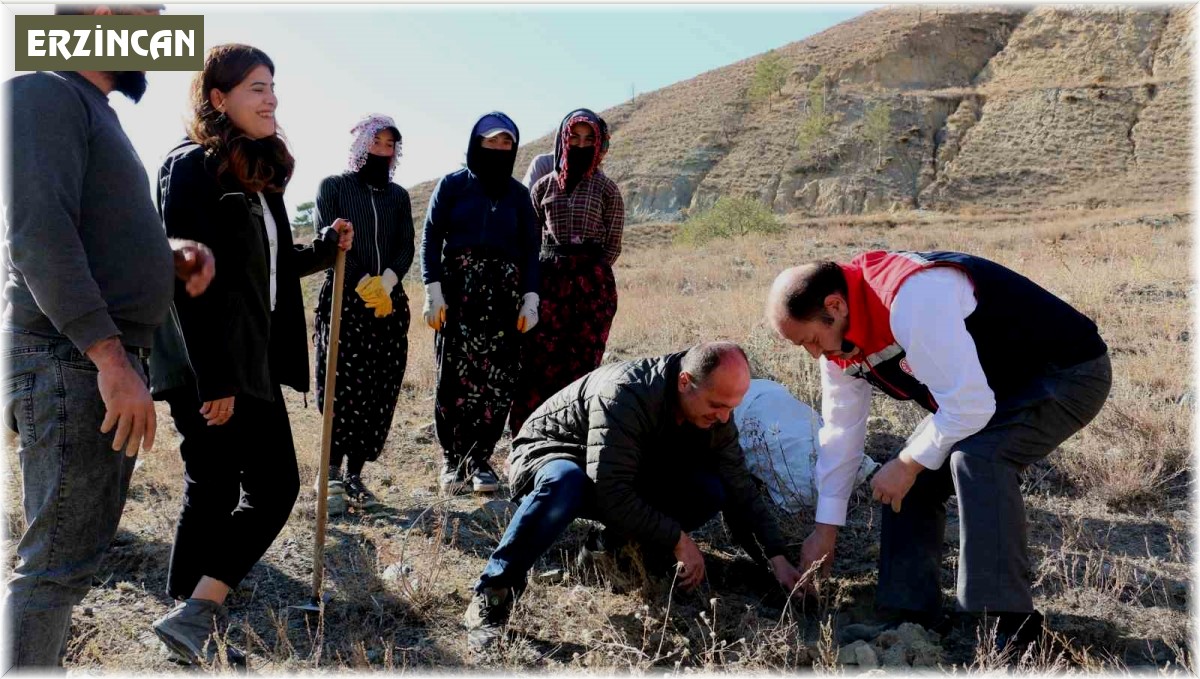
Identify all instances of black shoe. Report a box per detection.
[440,457,468,496]
[993,610,1044,656]
[344,474,378,507]
[469,459,499,494]
[152,598,246,667]
[464,587,513,652]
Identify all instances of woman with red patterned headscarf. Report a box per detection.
[508,108,625,435]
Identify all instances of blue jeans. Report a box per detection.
[2,329,145,670]
[475,458,728,592]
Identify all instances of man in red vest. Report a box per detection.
[766,251,1111,652]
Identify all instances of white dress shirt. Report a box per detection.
[814,266,997,526]
[258,191,279,311]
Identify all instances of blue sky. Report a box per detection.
[7,3,873,216]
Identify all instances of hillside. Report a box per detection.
[409,6,1191,222]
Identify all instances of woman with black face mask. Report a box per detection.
[507,108,625,435]
[311,114,415,510]
[421,112,541,495]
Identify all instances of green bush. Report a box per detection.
[796,72,835,157]
[862,101,893,168]
[748,51,789,104]
[675,196,783,245]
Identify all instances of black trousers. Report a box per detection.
[162,382,300,599]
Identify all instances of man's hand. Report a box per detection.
[799,523,838,591]
[768,555,803,595]
[169,239,215,297]
[330,218,354,251]
[87,337,155,457]
[870,452,924,513]
[200,396,235,426]
[673,531,706,591]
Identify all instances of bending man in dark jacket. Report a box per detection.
[465,342,803,650]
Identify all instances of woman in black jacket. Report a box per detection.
[312,113,414,508]
[147,43,352,665]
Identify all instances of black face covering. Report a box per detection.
[565,145,595,192]
[472,146,514,198]
[358,153,391,188]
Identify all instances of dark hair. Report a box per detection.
[782,261,848,322]
[681,342,749,388]
[56,4,164,14]
[187,43,295,193]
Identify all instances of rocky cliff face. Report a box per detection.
[923,7,1189,211]
[411,7,1191,222]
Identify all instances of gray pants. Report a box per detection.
[2,329,143,670]
[877,353,1112,615]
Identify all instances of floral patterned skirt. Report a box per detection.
[507,253,618,434]
[434,249,522,464]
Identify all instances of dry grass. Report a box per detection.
[2,201,1192,672]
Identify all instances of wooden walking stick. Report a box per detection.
[292,244,346,612]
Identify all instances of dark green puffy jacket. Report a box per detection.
[509,351,788,559]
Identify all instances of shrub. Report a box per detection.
[862,101,893,168]
[796,73,835,156]
[675,196,782,245]
[748,50,789,104]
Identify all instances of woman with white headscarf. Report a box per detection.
[312,113,414,507]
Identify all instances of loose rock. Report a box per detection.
[327,495,348,516]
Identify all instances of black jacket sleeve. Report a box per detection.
[712,420,789,559]
[158,152,240,401]
[289,226,339,278]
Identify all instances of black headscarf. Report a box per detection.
[465,111,520,200]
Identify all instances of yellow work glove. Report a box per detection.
[370,293,393,318]
[373,268,398,318]
[356,275,386,306]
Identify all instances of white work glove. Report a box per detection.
[423,282,447,331]
[381,268,399,296]
[516,292,540,333]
